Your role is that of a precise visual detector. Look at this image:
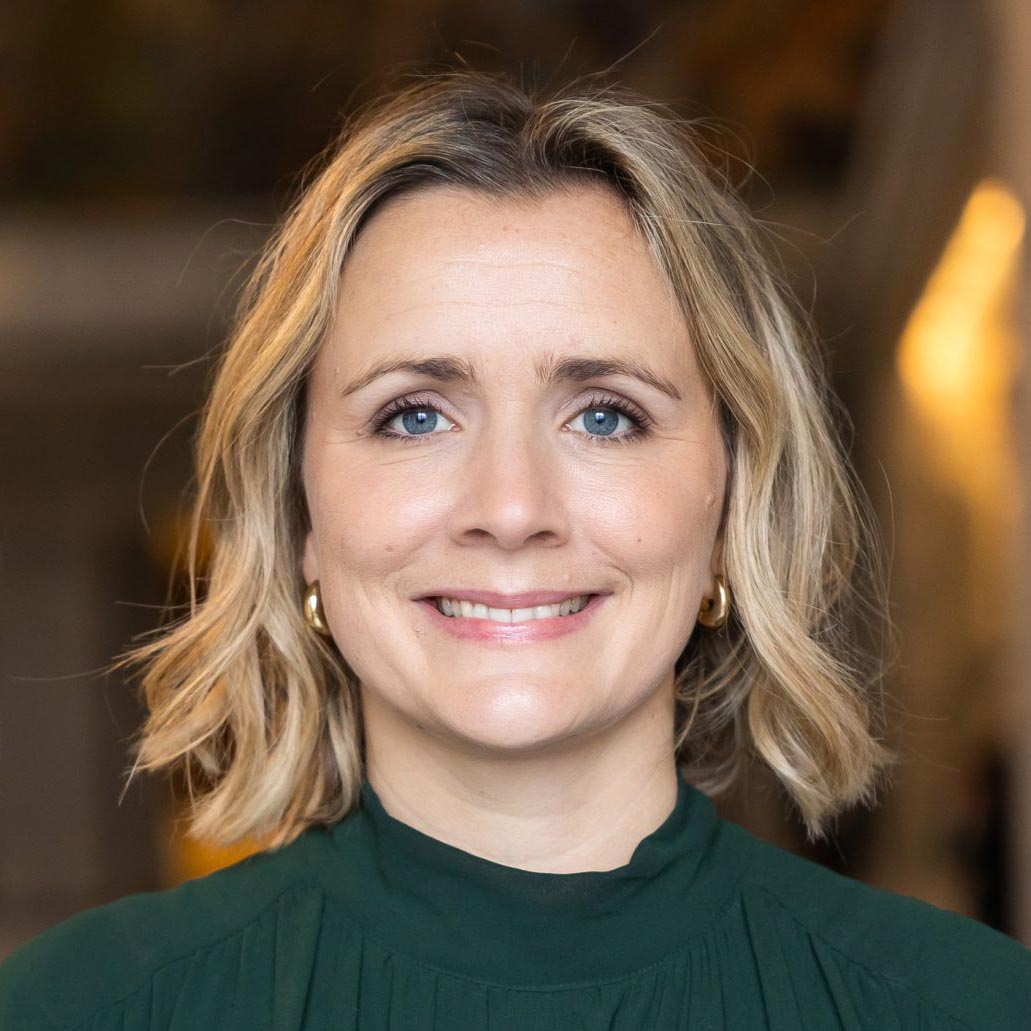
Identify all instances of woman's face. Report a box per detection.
[301,184,727,756]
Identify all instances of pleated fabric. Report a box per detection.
[2,771,1030,1030]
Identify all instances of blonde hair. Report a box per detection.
[121,67,896,847]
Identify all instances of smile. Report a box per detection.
[433,594,594,622]
[414,592,607,643]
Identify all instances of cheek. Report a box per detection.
[308,450,450,573]
[570,455,721,575]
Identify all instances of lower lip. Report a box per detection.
[414,594,608,643]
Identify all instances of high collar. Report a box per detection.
[313,767,748,987]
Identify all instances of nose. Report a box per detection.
[446,416,571,550]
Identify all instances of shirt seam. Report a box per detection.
[54,878,322,1031]
[323,888,746,993]
[754,882,981,1031]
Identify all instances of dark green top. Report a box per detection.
[2,770,1030,1029]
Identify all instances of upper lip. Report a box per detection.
[416,588,607,608]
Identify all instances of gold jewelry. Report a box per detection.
[697,574,731,629]
[303,580,332,636]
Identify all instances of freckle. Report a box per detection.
[385,544,395,552]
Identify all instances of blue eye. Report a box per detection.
[567,396,650,445]
[378,406,456,438]
[371,393,651,446]
[573,406,634,439]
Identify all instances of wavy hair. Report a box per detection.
[120,66,897,847]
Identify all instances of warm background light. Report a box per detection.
[896,179,1025,513]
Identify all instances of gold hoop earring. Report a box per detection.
[697,574,731,629]
[303,580,332,637]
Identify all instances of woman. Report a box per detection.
[2,68,1029,1030]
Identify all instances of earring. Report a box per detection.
[303,581,332,637]
[697,574,731,629]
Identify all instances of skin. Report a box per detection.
[301,183,727,873]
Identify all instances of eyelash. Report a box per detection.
[370,392,653,446]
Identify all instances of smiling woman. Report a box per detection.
[2,67,1029,1031]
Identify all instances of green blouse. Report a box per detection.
[2,770,1029,1029]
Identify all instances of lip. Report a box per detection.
[414,588,609,608]
[414,592,609,643]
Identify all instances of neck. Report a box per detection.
[361,675,680,874]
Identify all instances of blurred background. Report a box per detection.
[2,0,1029,957]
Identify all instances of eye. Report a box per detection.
[566,394,651,446]
[369,391,653,446]
[373,397,456,443]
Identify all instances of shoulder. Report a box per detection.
[725,820,1031,1029]
[0,833,326,1031]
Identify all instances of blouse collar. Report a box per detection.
[315,767,748,987]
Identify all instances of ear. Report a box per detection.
[301,531,319,585]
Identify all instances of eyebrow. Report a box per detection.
[339,352,683,402]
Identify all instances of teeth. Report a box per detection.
[435,595,591,621]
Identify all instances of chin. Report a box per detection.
[430,685,599,755]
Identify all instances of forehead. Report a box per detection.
[328,184,694,378]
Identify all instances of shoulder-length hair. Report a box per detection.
[121,66,896,848]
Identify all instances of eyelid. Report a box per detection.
[371,390,457,426]
[372,387,641,418]
[574,390,652,427]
